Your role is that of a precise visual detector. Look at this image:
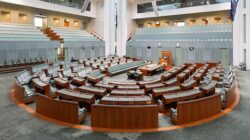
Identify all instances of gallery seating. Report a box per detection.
[0,23,49,41]
[50,26,100,41]
[36,94,86,124]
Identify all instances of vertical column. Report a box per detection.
[104,0,116,56]
[116,0,127,56]
[234,0,250,70]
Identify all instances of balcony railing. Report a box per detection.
[138,0,231,13]
[40,0,89,10]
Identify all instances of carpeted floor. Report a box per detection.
[0,70,249,140]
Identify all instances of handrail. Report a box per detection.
[127,30,135,41]
[87,29,104,41]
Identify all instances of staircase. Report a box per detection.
[41,28,63,41]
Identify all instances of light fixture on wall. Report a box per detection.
[176,43,180,47]
[158,42,162,48]
[189,47,195,51]
[158,42,161,46]
[91,46,95,49]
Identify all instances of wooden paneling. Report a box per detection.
[223,80,237,109]
[91,104,159,129]
[35,94,84,124]
[172,94,221,124]
[14,81,34,104]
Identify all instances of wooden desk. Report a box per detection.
[193,73,203,84]
[110,89,145,96]
[144,83,165,93]
[78,86,107,97]
[100,96,152,105]
[188,66,196,75]
[177,73,186,85]
[162,89,202,105]
[182,69,191,80]
[212,73,221,81]
[162,73,172,81]
[164,78,177,86]
[71,77,85,86]
[57,89,95,104]
[180,80,197,90]
[32,78,50,97]
[57,89,95,110]
[199,81,217,95]
[94,83,115,92]
[138,78,161,88]
[54,78,70,89]
[117,85,140,90]
[108,81,137,86]
[169,69,178,76]
[139,64,164,76]
[152,86,182,98]
[198,69,206,77]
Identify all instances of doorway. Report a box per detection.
[56,47,68,61]
[34,15,47,28]
[175,47,182,66]
[220,48,228,66]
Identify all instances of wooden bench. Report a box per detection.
[36,94,85,124]
[91,104,158,129]
[170,93,221,124]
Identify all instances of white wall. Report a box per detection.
[87,1,104,36]
[130,2,231,19]
[0,0,96,18]
[233,0,250,70]
[127,2,137,38]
